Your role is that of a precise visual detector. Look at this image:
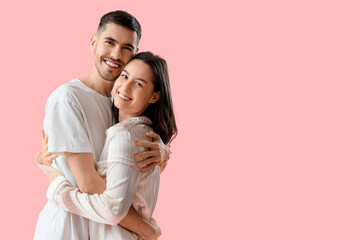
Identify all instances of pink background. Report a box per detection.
[1,0,359,239]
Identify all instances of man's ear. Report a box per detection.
[150,92,160,104]
[90,34,97,52]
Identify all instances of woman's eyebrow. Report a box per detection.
[136,78,148,84]
[122,69,148,84]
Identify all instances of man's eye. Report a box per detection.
[135,82,143,87]
[106,41,113,45]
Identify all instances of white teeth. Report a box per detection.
[118,92,131,100]
[105,60,119,67]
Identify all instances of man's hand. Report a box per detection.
[139,217,161,240]
[159,160,168,174]
[144,217,161,240]
[134,131,171,172]
[118,208,161,240]
[40,128,58,166]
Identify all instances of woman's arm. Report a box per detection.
[47,131,141,225]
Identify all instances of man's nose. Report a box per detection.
[111,46,122,61]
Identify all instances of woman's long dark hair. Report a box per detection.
[113,52,177,144]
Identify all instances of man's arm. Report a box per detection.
[47,133,141,224]
[39,131,161,237]
[48,132,140,224]
[46,162,157,239]
[64,152,105,194]
[135,131,171,172]
[45,132,159,238]
[63,152,159,238]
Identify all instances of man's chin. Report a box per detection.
[100,73,119,82]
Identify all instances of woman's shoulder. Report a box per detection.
[107,117,152,137]
[106,124,132,139]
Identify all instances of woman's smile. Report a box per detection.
[118,91,132,101]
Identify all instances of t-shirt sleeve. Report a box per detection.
[44,97,92,155]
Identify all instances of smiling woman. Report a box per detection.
[44,52,177,239]
[112,59,160,121]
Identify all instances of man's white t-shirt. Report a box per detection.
[34,79,113,240]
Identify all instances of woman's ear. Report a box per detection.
[150,92,160,104]
[90,34,97,52]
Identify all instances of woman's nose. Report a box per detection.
[122,82,131,92]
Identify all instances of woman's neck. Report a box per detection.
[118,111,143,122]
[118,113,135,122]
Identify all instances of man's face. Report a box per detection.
[91,23,138,82]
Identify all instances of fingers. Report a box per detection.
[159,160,168,173]
[42,133,49,148]
[35,151,43,165]
[41,146,50,164]
[136,140,159,149]
[145,131,160,141]
[134,150,159,160]
[47,166,63,183]
[41,131,56,165]
[44,154,58,166]
[140,162,158,172]
[41,128,45,139]
[46,166,57,174]
[41,140,58,166]
[136,156,160,167]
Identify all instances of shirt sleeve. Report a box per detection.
[44,95,92,155]
[46,131,141,225]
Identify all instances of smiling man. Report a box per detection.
[34,11,169,240]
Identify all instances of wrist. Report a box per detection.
[139,221,156,240]
[46,175,67,202]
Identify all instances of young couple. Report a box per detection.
[34,10,177,240]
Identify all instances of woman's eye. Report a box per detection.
[121,74,128,79]
[135,82,143,87]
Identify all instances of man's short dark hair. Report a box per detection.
[97,10,141,44]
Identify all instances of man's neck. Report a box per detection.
[79,67,114,97]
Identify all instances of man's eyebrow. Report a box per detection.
[104,37,117,42]
[124,43,135,49]
[104,37,135,49]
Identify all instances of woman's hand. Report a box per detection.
[134,131,171,172]
[40,128,58,166]
[46,166,63,184]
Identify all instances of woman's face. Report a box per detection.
[112,59,159,121]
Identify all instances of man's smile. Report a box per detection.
[104,58,122,69]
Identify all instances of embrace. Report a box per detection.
[34,10,177,240]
